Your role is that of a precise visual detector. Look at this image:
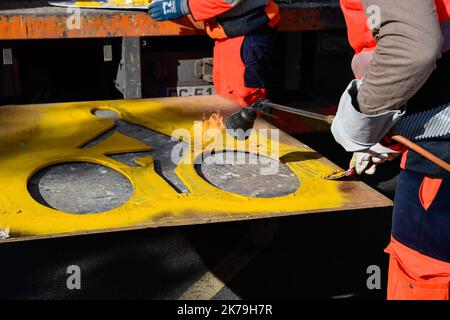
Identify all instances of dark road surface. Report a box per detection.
[0,207,392,300]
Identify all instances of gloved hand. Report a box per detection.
[350,138,404,175]
[148,0,186,21]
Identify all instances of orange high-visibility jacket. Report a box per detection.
[187,0,280,39]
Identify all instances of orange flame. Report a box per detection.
[202,112,225,131]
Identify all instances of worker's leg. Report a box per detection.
[240,25,277,106]
[213,25,277,106]
[213,36,246,105]
[385,169,450,300]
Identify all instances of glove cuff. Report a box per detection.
[180,0,191,15]
[331,79,405,152]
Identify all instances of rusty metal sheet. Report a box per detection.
[0,3,344,40]
[49,1,150,10]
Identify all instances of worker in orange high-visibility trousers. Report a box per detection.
[333,0,450,300]
[148,0,280,107]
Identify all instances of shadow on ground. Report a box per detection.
[0,206,391,300]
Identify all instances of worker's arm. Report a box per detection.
[331,0,443,174]
[186,0,271,21]
[357,0,443,114]
[148,0,261,22]
[186,0,250,21]
[332,0,443,149]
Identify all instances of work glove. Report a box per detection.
[350,137,404,175]
[331,79,406,175]
[148,0,186,21]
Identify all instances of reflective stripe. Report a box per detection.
[392,103,450,141]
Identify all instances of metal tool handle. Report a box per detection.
[390,135,450,172]
[259,100,450,173]
[261,101,335,125]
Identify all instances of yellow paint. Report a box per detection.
[0,95,363,241]
[74,1,102,6]
[74,0,151,6]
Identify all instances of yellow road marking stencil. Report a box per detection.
[0,95,392,242]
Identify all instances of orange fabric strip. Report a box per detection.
[189,0,233,21]
[385,237,450,300]
[419,176,443,210]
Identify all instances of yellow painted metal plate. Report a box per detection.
[0,95,391,242]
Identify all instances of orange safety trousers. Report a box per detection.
[387,169,450,300]
[213,36,266,107]
[385,237,450,300]
[192,1,280,107]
